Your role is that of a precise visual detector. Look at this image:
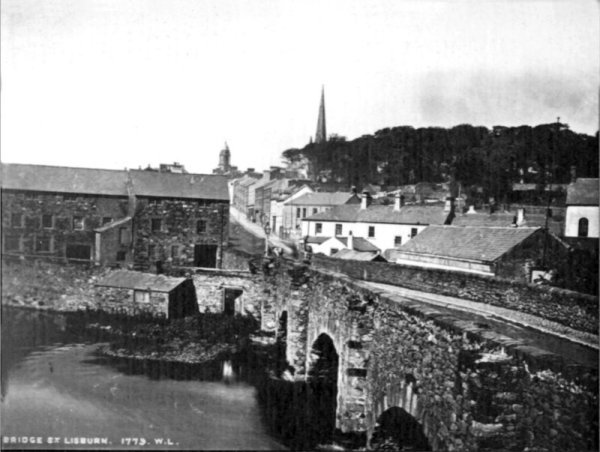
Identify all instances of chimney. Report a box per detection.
[467,205,476,214]
[361,191,371,210]
[351,186,357,196]
[263,170,271,182]
[394,193,402,211]
[516,208,525,226]
[570,165,577,183]
[444,197,452,212]
[348,231,354,251]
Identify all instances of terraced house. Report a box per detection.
[1,163,229,270]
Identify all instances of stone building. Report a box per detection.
[385,225,569,282]
[565,178,599,240]
[1,163,229,269]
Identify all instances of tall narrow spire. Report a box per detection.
[315,86,327,144]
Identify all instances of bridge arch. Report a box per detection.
[306,333,340,443]
[369,406,431,451]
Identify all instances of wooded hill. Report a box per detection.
[282,123,599,204]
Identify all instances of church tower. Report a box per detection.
[218,142,231,173]
[315,86,327,143]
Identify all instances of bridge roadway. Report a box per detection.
[360,280,598,369]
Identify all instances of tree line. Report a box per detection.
[282,123,599,204]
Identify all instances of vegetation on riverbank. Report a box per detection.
[95,313,260,364]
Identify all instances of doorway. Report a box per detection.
[194,244,217,268]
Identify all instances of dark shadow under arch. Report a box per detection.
[307,333,339,445]
[370,406,431,451]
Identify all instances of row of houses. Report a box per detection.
[1,163,230,270]
[298,179,598,285]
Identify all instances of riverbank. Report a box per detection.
[92,312,261,364]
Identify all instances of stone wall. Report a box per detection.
[133,199,229,270]
[312,255,598,334]
[93,287,169,317]
[1,190,129,262]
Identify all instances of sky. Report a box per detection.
[1,0,598,175]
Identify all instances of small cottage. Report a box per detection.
[95,270,198,319]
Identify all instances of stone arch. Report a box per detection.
[370,406,431,451]
[306,333,340,443]
[369,375,433,449]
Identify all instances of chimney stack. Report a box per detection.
[361,191,371,210]
[351,186,357,196]
[467,205,476,214]
[570,165,577,183]
[444,197,452,212]
[516,208,525,226]
[348,231,354,251]
[394,193,402,211]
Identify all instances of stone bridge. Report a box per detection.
[259,259,598,451]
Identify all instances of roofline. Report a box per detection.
[392,250,497,265]
[2,162,128,173]
[303,218,435,225]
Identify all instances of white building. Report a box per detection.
[565,178,599,239]
[301,194,452,252]
[270,185,313,238]
[283,191,360,239]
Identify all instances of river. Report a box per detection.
[1,308,286,450]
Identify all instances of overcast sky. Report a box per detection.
[1,0,598,174]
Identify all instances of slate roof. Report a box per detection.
[336,236,380,252]
[392,225,541,263]
[1,163,230,201]
[566,178,599,206]
[332,249,387,261]
[286,191,357,206]
[129,170,229,200]
[305,204,449,225]
[95,270,187,293]
[1,163,129,196]
[452,212,563,235]
[306,236,330,244]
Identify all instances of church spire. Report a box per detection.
[315,86,327,144]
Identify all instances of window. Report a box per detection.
[35,236,52,252]
[24,192,37,199]
[102,217,113,225]
[411,228,418,238]
[335,224,342,236]
[171,245,179,259]
[42,214,54,229]
[151,218,162,232]
[312,208,318,215]
[394,236,402,247]
[578,218,589,237]
[368,226,375,238]
[116,251,126,261]
[148,244,156,259]
[119,227,129,245]
[302,208,307,218]
[4,236,21,252]
[134,290,150,303]
[11,213,23,228]
[72,216,84,230]
[330,248,339,255]
[315,223,323,234]
[296,207,301,218]
[148,198,159,205]
[197,219,207,234]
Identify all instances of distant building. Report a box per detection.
[270,185,314,238]
[231,175,259,216]
[386,225,569,283]
[307,232,379,257]
[1,163,230,270]
[213,142,240,176]
[285,191,360,233]
[565,178,599,239]
[301,193,453,252]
